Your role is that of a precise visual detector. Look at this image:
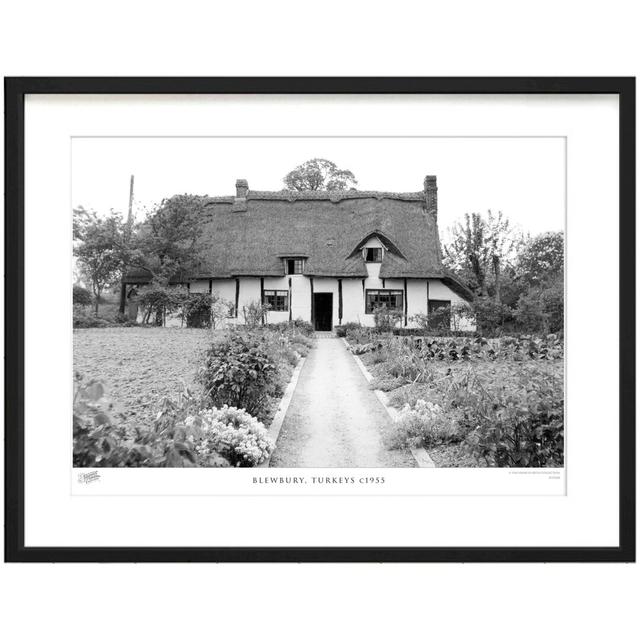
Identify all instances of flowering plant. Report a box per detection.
[187,405,274,467]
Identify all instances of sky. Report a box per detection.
[72,136,565,238]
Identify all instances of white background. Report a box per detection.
[1,2,638,639]
[72,135,565,234]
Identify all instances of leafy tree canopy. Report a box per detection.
[443,210,522,302]
[130,194,211,285]
[73,207,127,315]
[283,158,358,191]
[516,230,564,287]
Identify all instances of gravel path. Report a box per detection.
[270,336,415,468]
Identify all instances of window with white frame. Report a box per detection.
[365,289,403,314]
[263,290,289,311]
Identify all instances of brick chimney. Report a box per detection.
[424,175,437,219]
[233,178,249,212]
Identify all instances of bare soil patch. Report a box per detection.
[73,327,212,429]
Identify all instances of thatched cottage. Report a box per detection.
[123,175,474,330]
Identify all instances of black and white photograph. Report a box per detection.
[6,77,632,564]
[72,136,565,471]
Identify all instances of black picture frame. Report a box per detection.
[4,77,635,563]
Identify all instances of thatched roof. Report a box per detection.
[124,180,469,293]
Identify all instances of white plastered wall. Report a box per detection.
[138,274,475,331]
[428,278,476,331]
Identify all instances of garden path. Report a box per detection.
[269,335,415,467]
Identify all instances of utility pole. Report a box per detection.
[127,174,134,232]
[119,174,135,314]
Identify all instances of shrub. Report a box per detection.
[373,304,403,332]
[290,333,314,349]
[292,343,309,358]
[381,350,564,468]
[335,321,362,338]
[73,285,93,306]
[181,293,213,328]
[73,304,113,328]
[369,347,387,364]
[291,318,314,335]
[387,399,461,449]
[268,319,315,336]
[242,300,271,327]
[463,363,564,467]
[515,279,564,334]
[137,283,186,325]
[198,332,278,419]
[73,374,227,467]
[282,346,300,366]
[113,311,137,327]
[345,326,375,345]
[472,297,513,336]
[189,405,274,467]
[410,304,475,335]
[349,342,373,355]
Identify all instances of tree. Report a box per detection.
[514,231,564,333]
[137,283,186,326]
[130,194,210,285]
[443,211,522,302]
[73,207,127,316]
[516,231,564,287]
[283,158,357,191]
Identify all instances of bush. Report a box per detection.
[73,304,113,328]
[290,333,314,349]
[268,318,314,336]
[73,285,93,306]
[345,326,376,345]
[335,321,362,338]
[515,278,564,334]
[242,300,271,327]
[373,304,403,331]
[472,297,513,336]
[137,283,186,326]
[198,332,278,419]
[410,304,476,335]
[180,292,213,328]
[387,399,461,449]
[387,360,564,467]
[463,363,564,467]
[113,312,137,327]
[349,342,373,355]
[189,405,274,467]
[73,374,227,467]
[180,292,233,329]
[291,318,314,335]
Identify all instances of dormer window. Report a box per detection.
[286,258,305,275]
[365,247,383,263]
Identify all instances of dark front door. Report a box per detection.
[313,293,333,331]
